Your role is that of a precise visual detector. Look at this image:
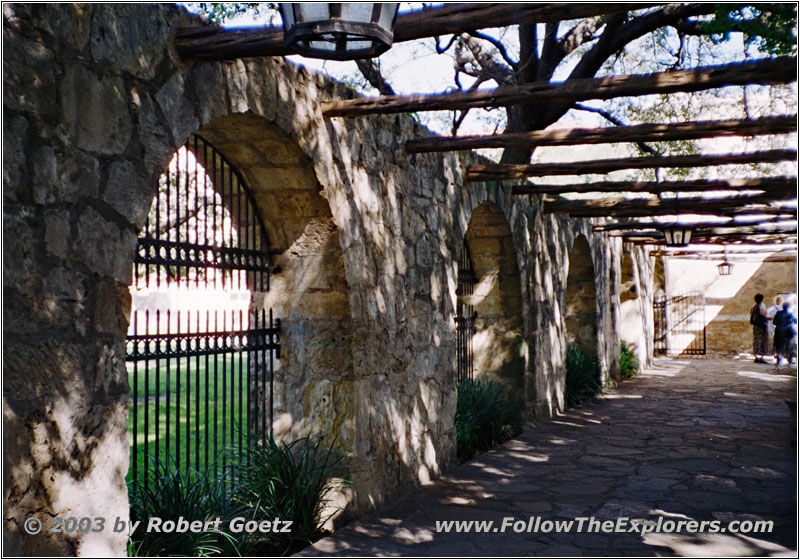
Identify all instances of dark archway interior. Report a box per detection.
[565,234,598,352]
[463,201,525,396]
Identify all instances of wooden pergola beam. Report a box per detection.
[469,150,797,182]
[630,235,798,246]
[594,215,797,232]
[543,193,795,218]
[613,224,798,238]
[175,3,666,61]
[323,57,796,118]
[512,176,796,196]
[405,116,797,154]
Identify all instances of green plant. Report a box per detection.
[565,343,602,408]
[455,378,523,462]
[128,459,243,557]
[619,341,639,380]
[235,437,346,555]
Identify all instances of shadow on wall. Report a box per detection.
[463,201,525,402]
[193,115,356,457]
[565,234,598,353]
[667,256,796,356]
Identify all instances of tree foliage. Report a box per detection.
[189,3,797,164]
[704,4,797,55]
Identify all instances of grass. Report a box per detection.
[619,341,639,380]
[127,353,253,481]
[565,343,602,408]
[455,378,523,462]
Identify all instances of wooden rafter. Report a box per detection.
[611,224,798,238]
[323,57,797,118]
[512,176,796,196]
[594,215,797,232]
[631,235,797,246]
[175,3,663,61]
[405,116,796,154]
[543,193,796,218]
[469,150,797,182]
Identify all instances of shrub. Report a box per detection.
[455,378,523,461]
[565,343,602,407]
[128,459,243,557]
[235,437,346,555]
[619,341,639,380]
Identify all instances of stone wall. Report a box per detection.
[665,257,796,356]
[3,4,636,555]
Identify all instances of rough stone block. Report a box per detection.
[61,66,131,155]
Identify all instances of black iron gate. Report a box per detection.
[654,291,706,356]
[127,134,280,484]
[455,243,477,383]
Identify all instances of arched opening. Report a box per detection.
[563,234,601,407]
[196,114,354,456]
[126,135,279,483]
[460,202,525,397]
[126,115,355,488]
[565,234,598,351]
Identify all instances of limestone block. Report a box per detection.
[132,91,175,181]
[2,26,58,116]
[44,212,70,259]
[3,115,29,204]
[155,72,198,147]
[61,66,131,155]
[90,4,174,80]
[104,160,153,227]
[58,148,100,203]
[74,208,136,284]
[31,145,57,205]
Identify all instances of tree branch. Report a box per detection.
[468,31,518,70]
[354,59,396,96]
[574,103,662,156]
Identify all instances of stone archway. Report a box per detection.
[565,234,599,352]
[462,201,525,397]
[195,114,355,455]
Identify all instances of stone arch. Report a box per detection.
[462,201,525,396]
[565,234,599,352]
[191,114,355,454]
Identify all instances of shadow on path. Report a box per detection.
[299,358,797,557]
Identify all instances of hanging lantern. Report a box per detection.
[717,246,732,275]
[662,224,693,247]
[279,3,399,61]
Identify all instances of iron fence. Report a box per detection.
[654,291,706,356]
[455,243,477,383]
[126,134,280,485]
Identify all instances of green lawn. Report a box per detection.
[127,353,268,482]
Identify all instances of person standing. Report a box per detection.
[750,293,769,364]
[773,301,798,366]
[767,295,784,362]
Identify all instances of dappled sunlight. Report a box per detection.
[644,530,791,557]
[603,393,644,399]
[736,370,796,382]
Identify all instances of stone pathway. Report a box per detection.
[299,358,797,557]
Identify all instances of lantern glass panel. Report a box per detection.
[379,3,399,27]
[341,3,373,22]
[298,3,330,21]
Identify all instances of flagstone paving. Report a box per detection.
[299,358,797,557]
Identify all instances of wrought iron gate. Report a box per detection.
[653,291,706,356]
[126,134,280,484]
[455,243,477,383]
